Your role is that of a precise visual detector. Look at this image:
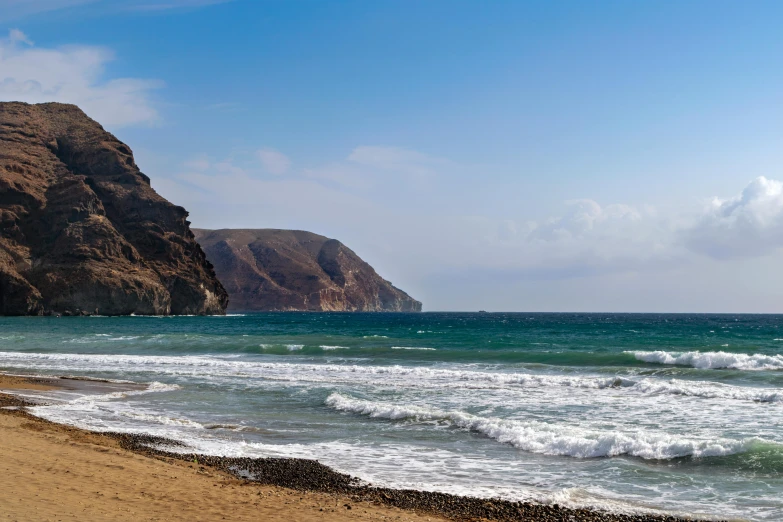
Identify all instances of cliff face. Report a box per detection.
[193,229,422,312]
[0,102,228,316]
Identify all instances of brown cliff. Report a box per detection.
[193,229,422,312]
[0,102,228,315]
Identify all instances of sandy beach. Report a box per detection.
[0,373,709,522]
[0,375,439,522]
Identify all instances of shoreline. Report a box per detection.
[1,375,718,522]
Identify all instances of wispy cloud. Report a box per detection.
[348,145,450,179]
[0,0,96,20]
[122,0,233,11]
[0,29,162,126]
[0,0,233,20]
[304,145,450,190]
[257,148,291,176]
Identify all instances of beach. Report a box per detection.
[1,375,436,522]
[1,373,700,522]
[1,313,779,520]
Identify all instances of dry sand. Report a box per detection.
[0,375,441,522]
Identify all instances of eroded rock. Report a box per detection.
[0,102,228,315]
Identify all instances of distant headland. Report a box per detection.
[194,228,422,312]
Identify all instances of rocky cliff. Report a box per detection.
[0,102,228,316]
[193,229,422,312]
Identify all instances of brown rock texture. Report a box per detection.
[0,102,228,316]
[193,228,422,312]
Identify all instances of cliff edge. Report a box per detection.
[0,102,228,315]
[193,228,422,312]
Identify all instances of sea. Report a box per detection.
[1,312,782,521]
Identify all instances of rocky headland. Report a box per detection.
[0,102,228,316]
[193,228,422,312]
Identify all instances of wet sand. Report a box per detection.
[0,375,710,522]
[0,392,440,521]
[0,373,57,390]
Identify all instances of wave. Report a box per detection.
[629,351,783,371]
[23,381,184,433]
[391,346,437,351]
[68,381,180,403]
[324,393,760,460]
[115,409,203,428]
[632,379,783,403]
[1,351,780,403]
[259,344,304,351]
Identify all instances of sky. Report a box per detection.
[3,0,783,312]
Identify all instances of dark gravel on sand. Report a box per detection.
[0,393,38,408]
[106,431,718,522]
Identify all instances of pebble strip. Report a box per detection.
[0,394,721,522]
[108,432,719,522]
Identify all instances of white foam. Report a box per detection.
[259,344,305,351]
[633,378,782,403]
[325,393,759,460]
[320,345,348,350]
[1,351,778,403]
[68,381,180,403]
[391,346,437,351]
[630,350,783,371]
[24,381,185,433]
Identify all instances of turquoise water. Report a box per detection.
[1,313,782,520]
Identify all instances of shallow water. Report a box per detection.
[1,313,781,520]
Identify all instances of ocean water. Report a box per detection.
[1,313,782,521]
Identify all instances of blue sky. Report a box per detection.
[3,0,783,311]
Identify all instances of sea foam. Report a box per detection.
[629,350,783,371]
[1,351,780,402]
[324,393,757,460]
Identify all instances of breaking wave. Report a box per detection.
[325,393,761,460]
[629,351,783,371]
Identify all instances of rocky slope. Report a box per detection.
[193,229,422,312]
[0,102,228,316]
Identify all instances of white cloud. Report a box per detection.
[528,199,643,242]
[0,30,162,127]
[7,28,32,45]
[684,176,783,259]
[257,148,291,175]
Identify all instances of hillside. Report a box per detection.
[0,102,228,315]
[193,228,421,312]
